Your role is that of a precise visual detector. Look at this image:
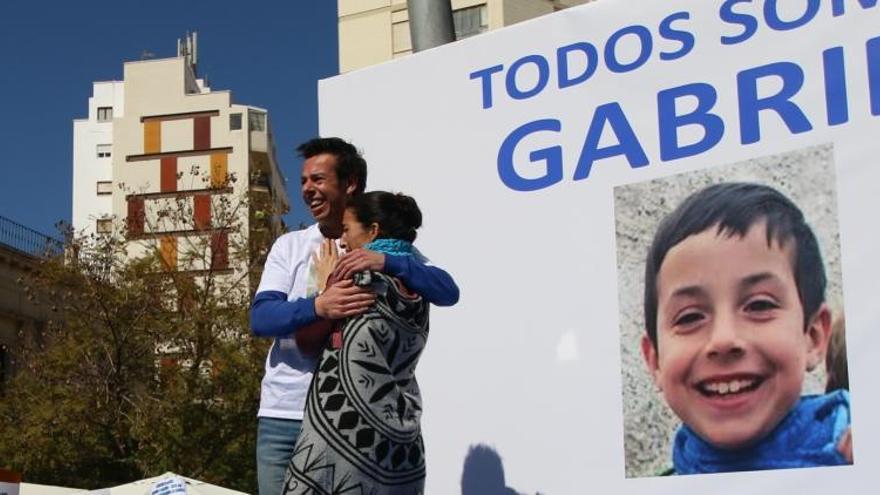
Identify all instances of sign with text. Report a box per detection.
[320,0,879,493]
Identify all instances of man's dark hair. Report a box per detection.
[297,137,367,195]
[644,182,827,349]
[348,191,422,243]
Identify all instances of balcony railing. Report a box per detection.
[0,215,63,258]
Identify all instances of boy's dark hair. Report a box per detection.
[644,182,827,349]
[348,191,422,243]
[297,137,367,195]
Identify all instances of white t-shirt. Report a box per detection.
[255,223,325,420]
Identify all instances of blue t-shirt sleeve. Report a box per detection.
[384,254,460,306]
[250,290,319,337]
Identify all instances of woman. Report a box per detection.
[283,191,430,494]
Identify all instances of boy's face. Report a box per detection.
[641,221,831,450]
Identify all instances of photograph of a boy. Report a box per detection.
[640,182,853,475]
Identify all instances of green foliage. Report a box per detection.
[0,222,269,491]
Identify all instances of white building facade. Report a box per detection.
[72,81,125,236]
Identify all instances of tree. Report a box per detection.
[0,184,275,491]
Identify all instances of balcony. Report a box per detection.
[0,215,63,258]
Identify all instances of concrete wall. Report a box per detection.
[340,5,395,72]
[502,0,554,26]
[0,247,51,386]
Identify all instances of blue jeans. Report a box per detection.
[257,417,303,495]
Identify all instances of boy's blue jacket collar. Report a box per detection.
[673,390,851,474]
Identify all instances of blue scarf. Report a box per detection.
[364,238,414,257]
[672,390,851,474]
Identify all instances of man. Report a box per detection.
[250,137,459,495]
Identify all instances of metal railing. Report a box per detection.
[0,215,63,258]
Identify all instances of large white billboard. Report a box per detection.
[319,0,880,493]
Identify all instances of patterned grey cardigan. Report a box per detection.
[284,270,430,495]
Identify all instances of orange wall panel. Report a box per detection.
[160,236,177,270]
[144,121,161,153]
[210,153,228,188]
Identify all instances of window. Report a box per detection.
[248,111,265,132]
[96,181,112,195]
[453,5,488,40]
[96,144,111,158]
[97,106,113,122]
[230,113,242,130]
[96,218,112,233]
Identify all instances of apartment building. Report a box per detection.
[72,34,289,280]
[338,0,593,72]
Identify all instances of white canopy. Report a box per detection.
[20,482,84,494]
[20,473,246,495]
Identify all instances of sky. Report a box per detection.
[0,0,339,238]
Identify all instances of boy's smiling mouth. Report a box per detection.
[695,374,765,397]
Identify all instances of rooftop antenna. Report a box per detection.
[177,31,198,74]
